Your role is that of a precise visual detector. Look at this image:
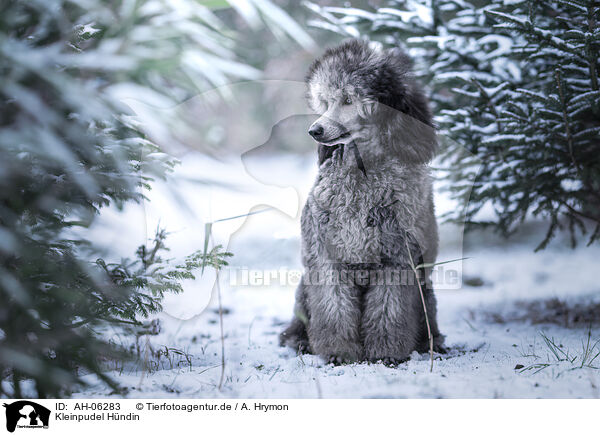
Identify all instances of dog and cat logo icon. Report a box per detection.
[2,401,50,432]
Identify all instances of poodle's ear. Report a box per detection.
[397,86,434,130]
[381,47,433,128]
[388,108,438,163]
[374,47,438,163]
[386,47,413,71]
[375,97,438,164]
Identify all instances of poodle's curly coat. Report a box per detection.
[280,40,445,363]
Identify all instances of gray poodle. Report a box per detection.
[280,39,445,364]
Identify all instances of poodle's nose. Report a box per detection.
[309,124,324,139]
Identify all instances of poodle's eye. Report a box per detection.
[343,96,352,105]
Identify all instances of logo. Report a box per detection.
[2,401,50,433]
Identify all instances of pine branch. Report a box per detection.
[486,10,582,57]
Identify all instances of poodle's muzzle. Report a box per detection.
[308,118,351,146]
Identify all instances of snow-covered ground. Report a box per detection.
[74,153,600,398]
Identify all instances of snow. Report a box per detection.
[478,34,513,60]
[378,3,432,26]
[569,90,600,106]
[323,7,377,21]
[73,153,600,399]
[434,70,502,84]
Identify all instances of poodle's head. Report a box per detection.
[305,39,437,164]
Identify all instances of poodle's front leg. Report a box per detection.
[362,270,421,362]
[305,273,363,363]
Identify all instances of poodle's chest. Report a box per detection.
[308,174,411,263]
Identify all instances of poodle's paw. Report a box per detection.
[296,341,312,354]
[417,335,447,355]
[280,331,311,354]
[380,357,404,367]
[433,343,448,354]
[433,335,447,354]
[280,318,312,354]
[325,349,362,365]
[368,356,408,367]
[327,355,352,366]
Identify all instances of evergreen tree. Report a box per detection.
[0,0,303,398]
[308,0,600,249]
